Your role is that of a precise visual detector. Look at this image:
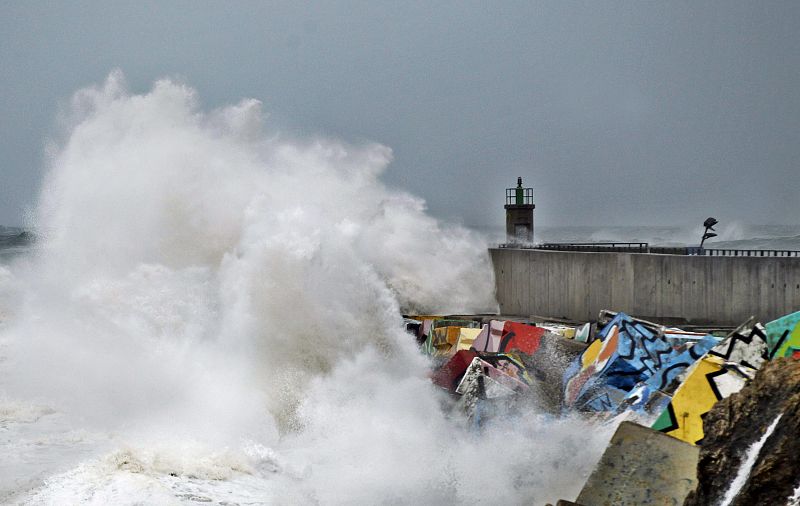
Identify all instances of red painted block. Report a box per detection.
[498,322,545,355]
[431,350,478,392]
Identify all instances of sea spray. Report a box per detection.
[1,72,614,504]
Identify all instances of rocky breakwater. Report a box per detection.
[410,308,800,504]
[685,357,800,506]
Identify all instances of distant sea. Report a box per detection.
[3,224,800,264]
[0,226,33,262]
[474,223,800,252]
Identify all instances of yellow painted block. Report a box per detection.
[447,327,461,345]
[663,358,721,444]
[655,355,747,445]
[455,328,483,351]
[581,331,607,369]
[430,326,474,357]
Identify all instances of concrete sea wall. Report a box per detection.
[490,247,800,325]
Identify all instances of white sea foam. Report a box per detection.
[790,481,800,505]
[719,412,783,506]
[0,72,615,504]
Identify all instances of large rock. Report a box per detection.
[684,358,800,506]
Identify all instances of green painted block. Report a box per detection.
[766,310,800,359]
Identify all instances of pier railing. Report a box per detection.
[537,242,649,253]
[498,242,800,258]
[694,248,800,258]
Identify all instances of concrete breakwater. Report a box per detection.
[491,247,800,326]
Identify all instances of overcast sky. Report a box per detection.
[1,1,798,228]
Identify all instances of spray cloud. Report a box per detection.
[0,72,611,504]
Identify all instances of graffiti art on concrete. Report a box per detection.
[471,320,547,355]
[707,323,768,370]
[454,327,482,353]
[538,323,576,339]
[766,310,800,359]
[575,322,591,343]
[455,357,530,398]
[563,325,620,407]
[580,386,628,412]
[423,319,481,356]
[563,313,704,411]
[651,355,753,445]
[619,334,718,415]
[496,321,546,355]
[431,350,479,392]
[471,320,505,353]
[652,324,766,445]
[480,352,533,386]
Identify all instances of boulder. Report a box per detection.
[684,358,800,506]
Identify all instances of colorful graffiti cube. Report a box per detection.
[651,355,753,445]
[619,334,719,414]
[652,323,767,445]
[455,357,530,398]
[430,350,479,392]
[471,320,504,352]
[422,319,480,356]
[470,320,546,355]
[563,313,700,411]
[766,310,800,359]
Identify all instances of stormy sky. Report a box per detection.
[1,1,798,229]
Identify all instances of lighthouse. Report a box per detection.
[504,177,535,244]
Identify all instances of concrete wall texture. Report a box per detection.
[490,248,800,325]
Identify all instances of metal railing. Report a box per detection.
[696,248,800,258]
[538,242,649,253]
[497,242,800,258]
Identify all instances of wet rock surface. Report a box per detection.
[684,358,800,506]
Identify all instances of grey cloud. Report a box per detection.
[1,1,798,228]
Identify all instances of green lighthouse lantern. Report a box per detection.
[505,177,535,244]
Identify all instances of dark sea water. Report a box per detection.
[0,227,34,262]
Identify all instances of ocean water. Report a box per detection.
[0,73,620,505]
[478,223,800,251]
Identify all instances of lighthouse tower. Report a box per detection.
[504,177,535,244]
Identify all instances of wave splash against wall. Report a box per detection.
[0,72,611,504]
